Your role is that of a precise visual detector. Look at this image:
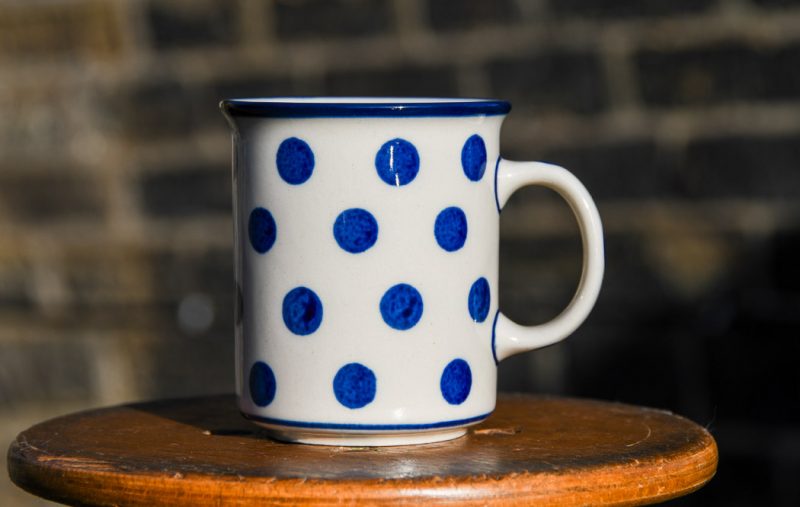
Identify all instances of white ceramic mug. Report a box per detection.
[221,98,604,446]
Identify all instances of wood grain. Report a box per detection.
[7,394,717,506]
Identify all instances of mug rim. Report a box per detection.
[220,96,511,118]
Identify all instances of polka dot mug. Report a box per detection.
[220,98,604,446]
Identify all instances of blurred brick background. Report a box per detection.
[2,0,800,504]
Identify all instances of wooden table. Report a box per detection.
[7,394,717,506]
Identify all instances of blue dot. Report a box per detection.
[375,138,420,186]
[461,134,487,181]
[468,277,491,323]
[249,361,276,407]
[333,208,378,253]
[248,207,277,254]
[277,137,315,184]
[380,283,423,330]
[434,206,468,252]
[282,287,323,335]
[333,363,376,409]
[440,359,472,405]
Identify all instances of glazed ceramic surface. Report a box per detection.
[221,98,604,446]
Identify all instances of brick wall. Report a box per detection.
[2,0,800,504]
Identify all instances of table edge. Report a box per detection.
[7,404,718,506]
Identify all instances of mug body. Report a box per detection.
[223,98,509,445]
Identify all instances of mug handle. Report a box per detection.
[493,159,605,362]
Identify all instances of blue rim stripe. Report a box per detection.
[491,309,501,365]
[241,411,492,431]
[221,98,511,118]
[493,156,502,213]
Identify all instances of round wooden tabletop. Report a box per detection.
[7,394,717,506]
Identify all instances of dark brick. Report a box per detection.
[506,233,673,331]
[149,248,233,301]
[211,76,296,102]
[325,65,458,97]
[765,44,800,99]
[558,228,800,435]
[637,43,800,106]
[692,232,800,429]
[707,328,800,424]
[499,236,581,326]
[147,0,237,50]
[144,328,233,397]
[571,328,688,409]
[111,79,208,140]
[0,171,105,222]
[637,44,761,106]
[499,230,696,411]
[112,75,300,141]
[683,135,800,198]
[427,0,521,31]
[489,52,607,114]
[139,163,231,217]
[751,0,800,7]
[769,231,800,292]
[548,0,716,19]
[56,248,144,313]
[0,340,93,406]
[0,265,35,311]
[274,0,392,40]
[577,233,677,325]
[499,231,679,328]
[538,141,675,200]
[143,248,234,396]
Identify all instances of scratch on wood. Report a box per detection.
[626,423,653,447]
[16,436,52,457]
[36,455,114,472]
[473,427,521,436]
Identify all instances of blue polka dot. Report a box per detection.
[333,363,376,409]
[440,359,472,405]
[461,134,487,181]
[468,277,491,323]
[277,137,314,184]
[333,208,378,253]
[248,207,277,254]
[249,361,276,407]
[282,287,323,335]
[375,138,419,186]
[434,206,467,252]
[380,283,423,330]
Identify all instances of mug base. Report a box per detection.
[251,422,468,446]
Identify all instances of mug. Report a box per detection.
[220,98,604,446]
